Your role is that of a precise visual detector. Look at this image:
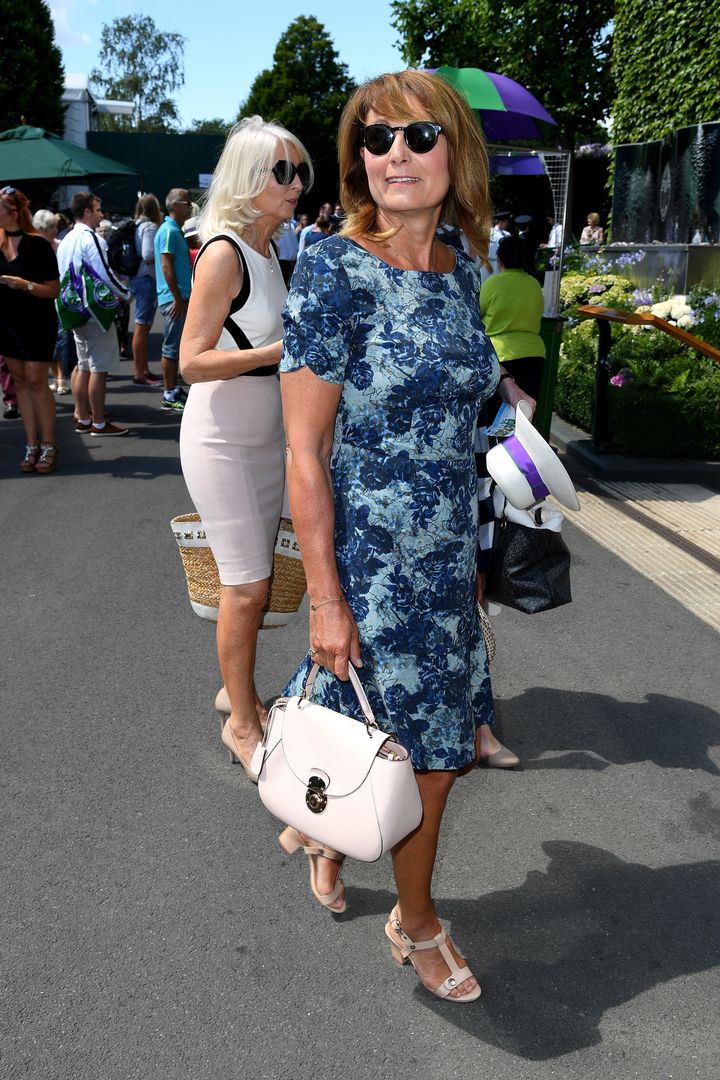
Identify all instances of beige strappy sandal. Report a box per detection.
[385,906,481,1002]
[278,827,347,914]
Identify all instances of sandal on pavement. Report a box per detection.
[35,443,58,475]
[20,444,39,473]
[385,906,481,1002]
[278,827,347,914]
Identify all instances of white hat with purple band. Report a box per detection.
[486,402,580,512]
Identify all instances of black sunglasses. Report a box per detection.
[271,159,311,192]
[361,122,443,157]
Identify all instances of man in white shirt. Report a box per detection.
[489,211,513,246]
[486,211,513,276]
[542,211,563,250]
[56,192,130,435]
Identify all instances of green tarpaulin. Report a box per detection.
[0,126,139,182]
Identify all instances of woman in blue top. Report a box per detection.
[280,71,525,1003]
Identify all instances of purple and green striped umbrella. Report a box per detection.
[431,66,557,143]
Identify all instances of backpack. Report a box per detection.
[106,219,142,277]
[57,232,120,332]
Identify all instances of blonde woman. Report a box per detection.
[179,117,312,779]
[32,209,69,394]
[279,71,528,1002]
[580,211,604,244]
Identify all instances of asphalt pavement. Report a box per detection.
[2,360,719,1080]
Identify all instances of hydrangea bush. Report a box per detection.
[559,271,636,312]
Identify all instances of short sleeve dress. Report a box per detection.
[0,233,59,362]
[280,235,501,772]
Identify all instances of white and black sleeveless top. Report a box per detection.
[194,230,288,375]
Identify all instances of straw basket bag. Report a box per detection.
[170,513,306,628]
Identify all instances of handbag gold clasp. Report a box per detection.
[306,775,327,814]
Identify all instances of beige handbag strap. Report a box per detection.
[301,663,377,730]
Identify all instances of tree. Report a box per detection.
[185,118,231,136]
[612,0,720,143]
[0,0,64,133]
[238,16,355,202]
[390,0,613,151]
[90,15,185,133]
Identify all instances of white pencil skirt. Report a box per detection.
[179,375,285,585]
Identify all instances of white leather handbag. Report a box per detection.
[250,664,423,862]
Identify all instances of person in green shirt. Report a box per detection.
[479,235,545,404]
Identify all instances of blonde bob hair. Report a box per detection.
[338,70,491,263]
[198,116,312,243]
[587,211,601,226]
[32,209,60,234]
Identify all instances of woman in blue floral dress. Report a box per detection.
[279,71,525,1003]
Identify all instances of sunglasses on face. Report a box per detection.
[270,160,311,192]
[361,122,443,157]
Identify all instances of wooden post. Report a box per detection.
[591,318,612,451]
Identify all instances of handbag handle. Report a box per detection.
[301,663,378,734]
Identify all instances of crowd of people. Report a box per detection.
[0,184,229,461]
[0,181,357,451]
[2,68,576,1003]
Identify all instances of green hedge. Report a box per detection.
[556,320,720,459]
[607,384,720,458]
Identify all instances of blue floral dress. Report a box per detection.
[280,235,500,771]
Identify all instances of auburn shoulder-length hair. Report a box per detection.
[0,186,38,239]
[198,116,313,243]
[338,70,491,264]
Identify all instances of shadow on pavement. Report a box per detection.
[349,841,720,1059]
[497,687,720,775]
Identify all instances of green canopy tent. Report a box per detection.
[0,125,139,182]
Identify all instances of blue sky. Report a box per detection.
[49,0,407,126]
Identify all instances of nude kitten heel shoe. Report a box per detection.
[278,827,347,914]
[385,906,481,1002]
[215,686,231,718]
[478,743,520,769]
[216,685,268,728]
[220,717,259,784]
